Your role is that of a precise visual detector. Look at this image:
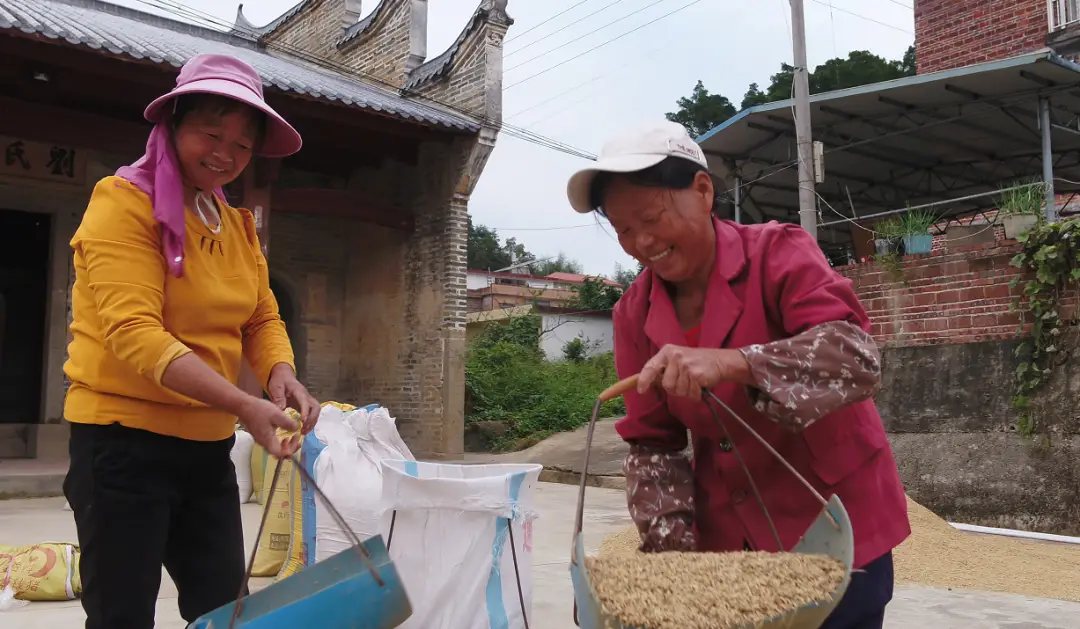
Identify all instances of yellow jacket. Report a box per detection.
[64,176,295,442]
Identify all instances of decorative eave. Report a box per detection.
[230,1,310,39]
[337,0,390,48]
[403,0,512,91]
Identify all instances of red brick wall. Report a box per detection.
[915,0,1047,74]
[836,242,1029,346]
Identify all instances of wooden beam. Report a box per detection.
[272,188,414,231]
[0,96,148,155]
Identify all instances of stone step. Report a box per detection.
[0,458,67,500]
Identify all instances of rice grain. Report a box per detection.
[585,550,846,629]
[895,495,1080,602]
[597,496,1080,605]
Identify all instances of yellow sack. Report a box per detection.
[324,401,357,412]
[251,427,302,577]
[278,401,357,581]
[72,548,82,596]
[277,455,306,581]
[0,543,80,601]
[250,442,270,505]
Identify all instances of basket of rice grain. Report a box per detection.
[569,376,855,629]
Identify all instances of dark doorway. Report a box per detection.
[269,276,303,382]
[0,210,51,424]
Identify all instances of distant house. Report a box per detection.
[465,304,614,361]
[466,269,623,312]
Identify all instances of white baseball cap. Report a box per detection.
[566,120,709,213]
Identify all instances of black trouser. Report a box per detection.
[820,551,895,629]
[64,422,246,629]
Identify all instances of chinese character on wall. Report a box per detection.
[0,136,85,184]
[5,140,30,170]
[47,146,76,178]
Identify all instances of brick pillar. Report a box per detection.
[439,193,469,458]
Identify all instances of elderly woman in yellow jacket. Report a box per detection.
[63,54,319,629]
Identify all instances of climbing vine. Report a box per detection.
[1009,218,1080,436]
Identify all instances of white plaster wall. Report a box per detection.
[539,314,614,361]
[466,271,490,290]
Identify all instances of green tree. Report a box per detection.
[467,217,508,270]
[611,262,641,287]
[501,237,531,269]
[900,45,916,75]
[571,277,623,311]
[671,46,917,135]
[741,82,768,109]
[473,314,543,352]
[532,252,583,276]
[562,337,588,363]
[467,216,533,271]
[665,80,738,138]
[810,49,915,93]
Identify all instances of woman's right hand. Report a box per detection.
[237,396,301,458]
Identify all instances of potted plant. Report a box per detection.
[874,217,902,256]
[997,179,1044,239]
[898,208,937,255]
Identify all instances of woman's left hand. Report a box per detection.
[638,346,755,399]
[267,363,320,434]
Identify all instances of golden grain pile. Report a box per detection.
[597,525,641,558]
[596,496,1080,604]
[585,551,845,629]
[895,495,1080,601]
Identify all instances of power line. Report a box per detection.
[808,0,913,34]
[879,0,913,10]
[506,0,676,72]
[489,223,600,231]
[504,0,596,45]
[506,39,675,120]
[505,0,637,60]
[129,0,598,160]
[505,0,705,90]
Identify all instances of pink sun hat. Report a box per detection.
[144,53,302,158]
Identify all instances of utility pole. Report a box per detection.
[790,0,817,240]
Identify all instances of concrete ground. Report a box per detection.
[2,483,1079,628]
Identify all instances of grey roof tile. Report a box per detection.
[0,0,479,132]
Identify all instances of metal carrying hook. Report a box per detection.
[227,448,386,629]
[573,374,840,558]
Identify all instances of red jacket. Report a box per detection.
[613,218,910,569]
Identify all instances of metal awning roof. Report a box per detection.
[697,50,1080,247]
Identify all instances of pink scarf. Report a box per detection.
[116,124,224,278]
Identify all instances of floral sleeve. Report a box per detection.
[623,444,697,553]
[738,320,882,431]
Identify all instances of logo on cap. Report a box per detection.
[668,139,704,162]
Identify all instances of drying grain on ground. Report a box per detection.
[597,525,641,558]
[586,551,846,629]
[895,495,1080,602]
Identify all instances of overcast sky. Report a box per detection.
[111,0,915,276]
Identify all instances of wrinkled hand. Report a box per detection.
[267,363,320,435]
[638,345,754,399]
[237,396,301,458]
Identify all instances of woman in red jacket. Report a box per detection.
[566,121,910,629]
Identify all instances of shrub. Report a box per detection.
[465,317,626,450]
